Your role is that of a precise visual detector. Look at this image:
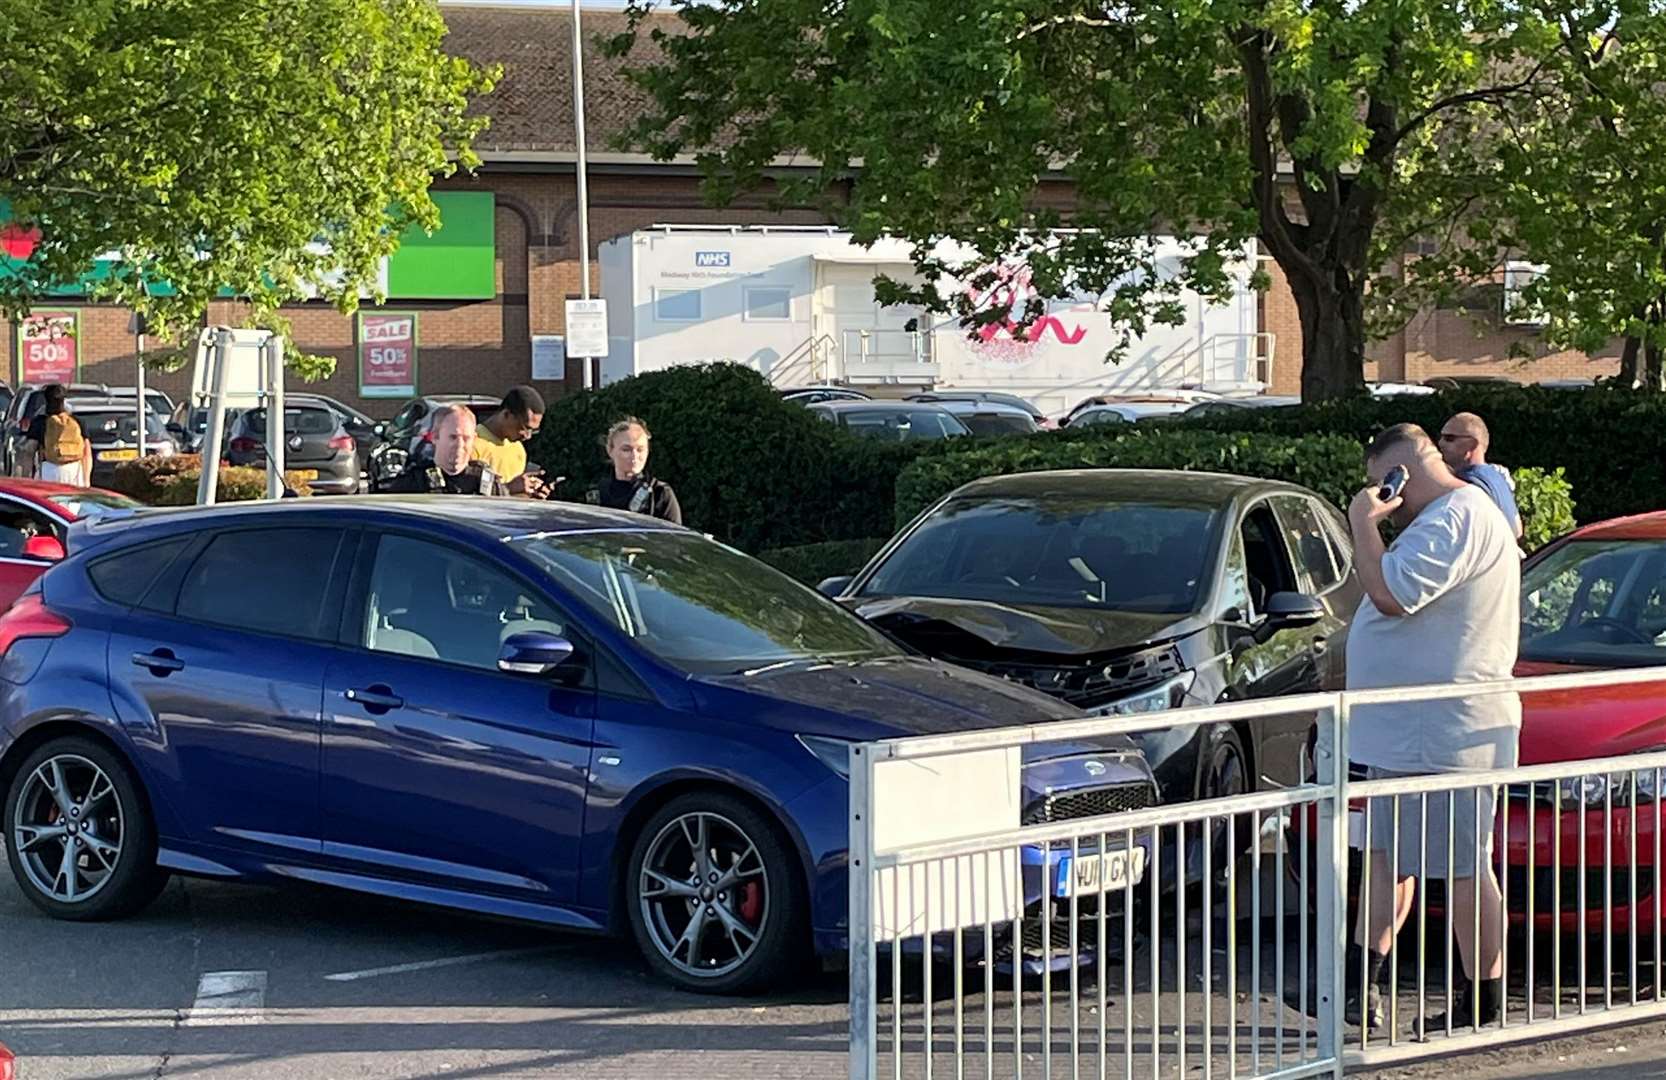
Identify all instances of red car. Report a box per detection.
[1289,511,1666,931]
[0,1041,13,1080]
[0,479,142,609]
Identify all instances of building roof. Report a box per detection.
[441,3,683,163]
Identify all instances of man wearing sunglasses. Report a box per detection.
[1438,412,1523,541]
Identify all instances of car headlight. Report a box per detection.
[1557,774,1615,806]
[797,734,852,780]
[1091,672,1196,717]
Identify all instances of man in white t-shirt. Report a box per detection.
[1343,423,1521,1035]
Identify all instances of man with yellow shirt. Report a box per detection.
[471,385,548,497]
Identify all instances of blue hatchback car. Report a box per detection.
[0,497,1157,993]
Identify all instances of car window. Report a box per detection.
[859,495,1219,614]
[244,407,338,436]
[1220,528,1256,620]
[176,528,343,640]
[0,501,58,557]
[844,409,964,440]
[1073,409,1124,427]
[1521,539,1666,665]
[1240,503,1298,611]
[516,530,900,675]
[46,491,142,519]
[961,413,1036,437]
[1273,495,1343,593]
[88,538,192,607]
[362,534,577,674]
[390,401,425,432]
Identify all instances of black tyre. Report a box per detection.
[3,736,168,921]
[1195,725,1254,891]
[624,791,808,994]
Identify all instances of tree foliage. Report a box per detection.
[610,0,1636,400]
[0,0,493,375]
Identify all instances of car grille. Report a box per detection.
[1022,782,1156,827]
[964,645,1187,711]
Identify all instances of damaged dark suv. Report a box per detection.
[820,469,1360,808]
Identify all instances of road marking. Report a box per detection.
[185,970,266,1026]
[323,946,560,982]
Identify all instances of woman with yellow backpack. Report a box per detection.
[26,384,92,487]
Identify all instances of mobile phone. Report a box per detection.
[1377,465,1409,502]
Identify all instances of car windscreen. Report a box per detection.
[46,491,143,518]
[242,407,339,436]
[842,409,968,440]
[857,495,1221,613]
[73,410,168,441]
[514,530,903,675]
[960,412,1036,436]
[1521,539,1666,666]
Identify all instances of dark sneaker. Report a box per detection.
[1345,982,1386,1030]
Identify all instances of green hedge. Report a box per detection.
[756,538,889,586]
[894,428,1366,526]
[526,364,923,551]
[108,454,315,505]
[1176,385,1652,525]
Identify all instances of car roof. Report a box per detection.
[0,477,101,512]
[426,394,501,405]
[1562,512,1666,543]
[948,468,1322,505]
[76,495,687,548]
[934,399,1033,416]
[812,400,957,414]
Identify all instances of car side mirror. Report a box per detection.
[22,534,65,562]
[498,631,575,676]
[817,575,853,598]
[1255,591,1325,642]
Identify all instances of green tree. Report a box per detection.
[611,0,1587,401]
[0,0,493,377]
[1372,4,1666,390]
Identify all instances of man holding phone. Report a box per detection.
[1343,423,1521,1035]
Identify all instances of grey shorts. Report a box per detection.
[1362,766,1499,880]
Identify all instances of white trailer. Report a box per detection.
[597,226,1273,415]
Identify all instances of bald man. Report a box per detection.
[1438,412,1523,540]
[383,404,508,495]
[1343,423,1520,1035]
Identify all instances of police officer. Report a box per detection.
[589,417,682,523]
[384,404,509,495]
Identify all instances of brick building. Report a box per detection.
[0,3,1621,415]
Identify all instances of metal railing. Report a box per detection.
[841,329,939,383]
[848,664,1666,1079]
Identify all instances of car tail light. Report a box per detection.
[328,434,354,452]
[228,436,258,454]
[0,593,71,659]
[420,429,435,443]
[0,1040,14,1080]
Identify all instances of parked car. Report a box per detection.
[1182,395,1301,419]
[932,398,1041,437]
[820,469,1360,819]
[779,386,872,405]
[906,391,1054,430]
[1423,375,1514,391]
[224,403,361,494]
[1065,407,1129,428]
[288,393,386,487]
[0,479,141,609]
[1366,381,1436,398]
[4,385,171,476]
[0,497,1161,993]
[1065,399,1193,425]
[166,401,248,456]
[71,400,180,488]
[806,401,972,441]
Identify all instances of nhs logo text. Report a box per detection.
[695,251,732,268]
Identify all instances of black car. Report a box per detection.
[225,403,360,494]
[370,394,500,488]
[779,386,872,405]
[68,401,180,487]
[4,385,172,475]
[1181,395,1301,419]
[820,469,1360,812]
[806,401,972,441]
[906,390,1050,427]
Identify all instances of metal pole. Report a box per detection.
[196,329,231,505]
[1316,695,1348,1077]
[264,335,285,499]
[134,324,147,459]
[848,742,877,1080]
[571,0,599,391]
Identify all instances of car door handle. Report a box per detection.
[344,686,404,713]
[132,650,185,675]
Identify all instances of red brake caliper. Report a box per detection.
[738,881,763,923]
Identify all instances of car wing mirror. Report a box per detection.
[817,575,853,598]
[498,631,576,677]
[1255,591,1325,643]
[23,534,65,562]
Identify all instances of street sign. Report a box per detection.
[565,298,609,359]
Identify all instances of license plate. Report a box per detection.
[98,449,139,462]
[1055,846,1147,898]
[293,470,318,481]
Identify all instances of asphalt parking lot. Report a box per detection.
[9,859,1666,1080]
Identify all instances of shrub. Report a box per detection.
[526,364,925,551]
[109,454,313,505]
[1516,466,1576,550]
[755,538,889,586]
[1177,384,1657,525]
[893,428,1366,526]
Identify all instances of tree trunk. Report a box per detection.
[1619,335,1642,387]
[1287,267,1369,401]
[1647,341,1665,392]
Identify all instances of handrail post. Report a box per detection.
[1316,692,1350,1075]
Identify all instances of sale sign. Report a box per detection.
[16,310,78,385]
[358,312,418,398]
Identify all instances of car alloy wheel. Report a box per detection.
[11,753,125,905]
[638,810,770,980]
